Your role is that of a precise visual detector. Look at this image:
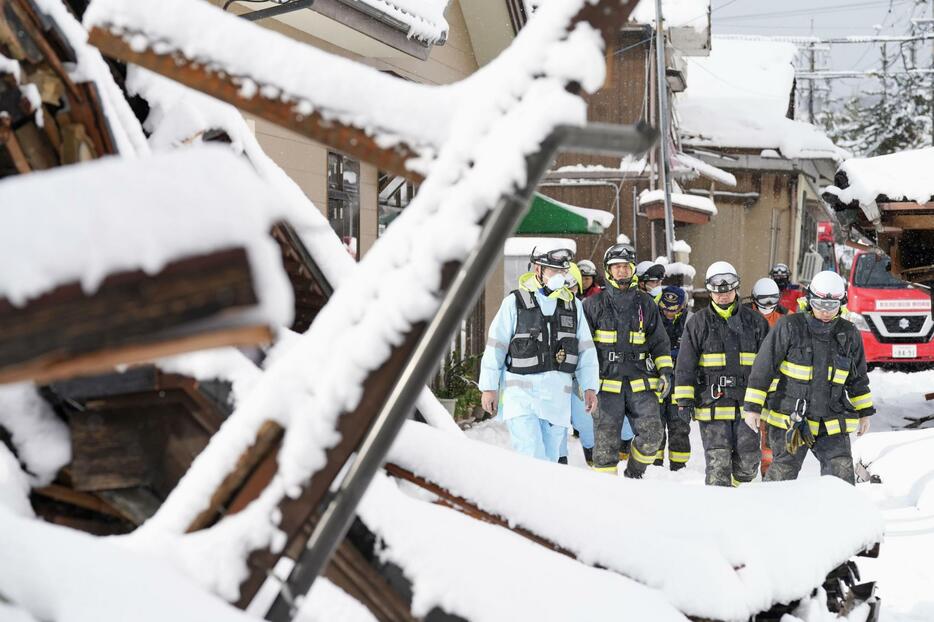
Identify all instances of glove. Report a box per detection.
[857,417,871,436]
[784,418,815,455]
[657,373,673,400]
[677,405,694,423]
[742,410,760,432]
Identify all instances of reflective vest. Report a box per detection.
[505,288,580,375]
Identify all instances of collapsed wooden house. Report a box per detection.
[1,1,883,621]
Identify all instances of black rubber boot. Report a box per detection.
[670,462,686,472]
[582,446,594,466]
[557,456,568,465]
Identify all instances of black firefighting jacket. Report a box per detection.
[742,311,874,434]
[674,302,769,421]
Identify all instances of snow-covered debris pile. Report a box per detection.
[678,37,845,160]
[0,146,293,325]
[855,428,934,510]
[640,188,717,215]
[83,0,459,169]
[389,421,884,621]
[357,471,689,620]
[155,347,262,407]
[822,147,934,210]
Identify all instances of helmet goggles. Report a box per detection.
[809,297,842,313]
[706,273,740,293]
[754,294,780,307]
[604,243,636,266]
[531,247,573,270]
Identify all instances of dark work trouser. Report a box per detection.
[764,424,855,485]
[593,387,663,476]
[658,400,691,467]
[698,419,760,486]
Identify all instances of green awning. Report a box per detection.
[516,193,613,235]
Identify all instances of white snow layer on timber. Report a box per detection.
[32,0,148,156]
[631,0,710,31]
[0,384,70,486]
[122,0,605,597]
[0,146,294,327]
[0,52,22,82]
[678,37,844,160]
[359,472,689,621]
[354,0,449,44]
[388,421,884,621]
[0,506,255,622]
[295,578,378,622]
[674,151,737,186]
[83,0,458,166]
[823,147,934,207]
[0,445,33,517]
[155,348,262,406]
[640,188,717,214]
[122,66,353,289]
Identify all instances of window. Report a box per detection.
[853,253,908,289]
[377,171,418,237]
[327,152,361,259]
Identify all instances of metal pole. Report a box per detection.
[264,134,566,622]
[632,185,638,252]
[654,0,675,262]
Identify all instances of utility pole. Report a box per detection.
[654,0,675,262]
[809,20,816,123]
[930,0,933,144]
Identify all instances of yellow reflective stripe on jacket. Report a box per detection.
[829,367,849,384]
[669,450,690,463]
[848,392,873,410]
[744,387,767,406]
[695,406,737,421]
[763,410,791,429]
[654,355,674,370]
[844,418,859,433]
[699,353,727,367]
[769,377,779,392]
[630,377,660,393]
[601,379,623,394]
[739,352,756,366]
[594,330,617,344]
[780,360,813,381]
[673,385,694,401]
[630,444,656,464]
[630,331,646,345]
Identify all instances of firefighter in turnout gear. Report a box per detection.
[743,271,873,485]
[674,262,770,486]
[655,286,690,470]
[583,244,672,478]
[479,247,600,462]
[750,277,789,328]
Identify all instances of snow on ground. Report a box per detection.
[465,366,934,621]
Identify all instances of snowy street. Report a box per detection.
[466,368,934,622]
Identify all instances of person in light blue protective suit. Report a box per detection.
[480,247,600,462]
[558,263,595,465]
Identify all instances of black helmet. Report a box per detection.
[643,264,666,281]
[530,246,573,269]
[603,243,636,267]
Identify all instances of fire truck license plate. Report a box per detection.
[893,345,917,358]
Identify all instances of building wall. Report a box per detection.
[679,171,796,297]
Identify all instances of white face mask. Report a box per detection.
[649,286,663,298]
[546,273,566,291]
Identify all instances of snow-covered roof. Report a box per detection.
[543,193,615,229]
[678,37,845,160]
[355,0,450,45]
[822,148,934,208]
[504,237,578,257]
[388,421,883,620]
[0,146,294,327]
[639,188,717,215]
[674,151,737,186]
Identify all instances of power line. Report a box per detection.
[719,0,912,21]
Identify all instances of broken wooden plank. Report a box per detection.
[87,26,423,183]
[33,483,126,519]
[0,113,32,173]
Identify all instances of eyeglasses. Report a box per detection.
[754,294,780,307]
[706,273,739,293]
[810,297,842,313]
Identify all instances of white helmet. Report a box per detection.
[807,271,847,312]
[705,261,739,293]
[578,260,597,277]
[635,261,655,278]
[752,277,781,312]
